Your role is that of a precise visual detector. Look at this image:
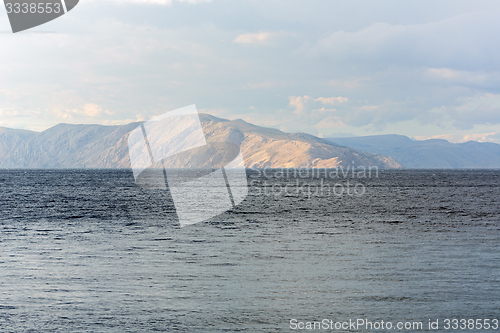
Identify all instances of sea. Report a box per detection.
[0,169,498,332]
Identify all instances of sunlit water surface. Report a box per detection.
[0,169,498,332]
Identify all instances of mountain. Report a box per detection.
[327,134,500,168]
[0,123,140,169]
[0,127,37,162]
[0,115,401,169]
[200,115,401,168]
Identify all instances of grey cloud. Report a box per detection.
[306,11,500,71]
[1,0,500,139]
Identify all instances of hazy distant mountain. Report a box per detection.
[0,123,141,169]
[0,115,401,169]
[0,127,37,162]
[328,134,500,168]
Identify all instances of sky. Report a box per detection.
[1,0,500,143]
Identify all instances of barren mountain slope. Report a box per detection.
[0,115,402,169]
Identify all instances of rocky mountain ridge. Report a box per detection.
[0,115,402,169]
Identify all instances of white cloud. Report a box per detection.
[329,77,371,90]
[315,96,349,104]
[233,32,274,45]
[89,0,211,5]
[289,96,349,116]
[233,31,293,45]
[1,0,500,143]
[423,68,500,87]
[288,95,311,115]
[314,116,347,129]
[82,103,103,117]
[53,103,109,119]
[312,107,337,114]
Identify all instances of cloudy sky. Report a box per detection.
[1,0,500,143]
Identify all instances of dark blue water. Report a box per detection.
[0,170,499,332]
